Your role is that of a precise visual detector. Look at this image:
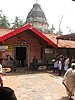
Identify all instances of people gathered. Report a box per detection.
[52,55,75,76]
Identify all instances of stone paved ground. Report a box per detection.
[3,71,70,100]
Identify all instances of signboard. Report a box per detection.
[45,48,53,53]
[0,46,8,51]
[7,45,14,52]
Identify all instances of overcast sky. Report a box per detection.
[0,0,75,34]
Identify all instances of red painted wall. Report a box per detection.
[24,33,43,63]
[3,31,44,64]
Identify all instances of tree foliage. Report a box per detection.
[0,11,10,28]
[11,16,24,29]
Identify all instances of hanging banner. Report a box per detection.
[45,48,53,53]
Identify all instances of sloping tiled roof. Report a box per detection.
[0,28,13,37]
[57,33,75,41]
[43,33,75,48]
[0,26,75,48]
[0,24,58,48]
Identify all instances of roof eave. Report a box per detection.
[0,24,58,48]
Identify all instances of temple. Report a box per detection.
[0,2,75,70]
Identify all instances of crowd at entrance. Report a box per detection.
[0,54,27,71]
[0,53,75,74]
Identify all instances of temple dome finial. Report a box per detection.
[25,2,49,32]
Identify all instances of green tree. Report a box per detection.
[0,13,10,28]
[12,16,24,29]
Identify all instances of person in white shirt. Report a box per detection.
[62,63,75,100]
[58,57,64,76]
[64,57,70,72]
[53,59,58,73]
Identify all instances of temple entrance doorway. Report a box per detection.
[15,46,29,67]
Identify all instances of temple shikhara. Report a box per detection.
[0,2,75,70]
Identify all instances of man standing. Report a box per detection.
[32,56,38,71]
[64,57,70,73]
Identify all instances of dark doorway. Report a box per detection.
[16,47,26,67]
